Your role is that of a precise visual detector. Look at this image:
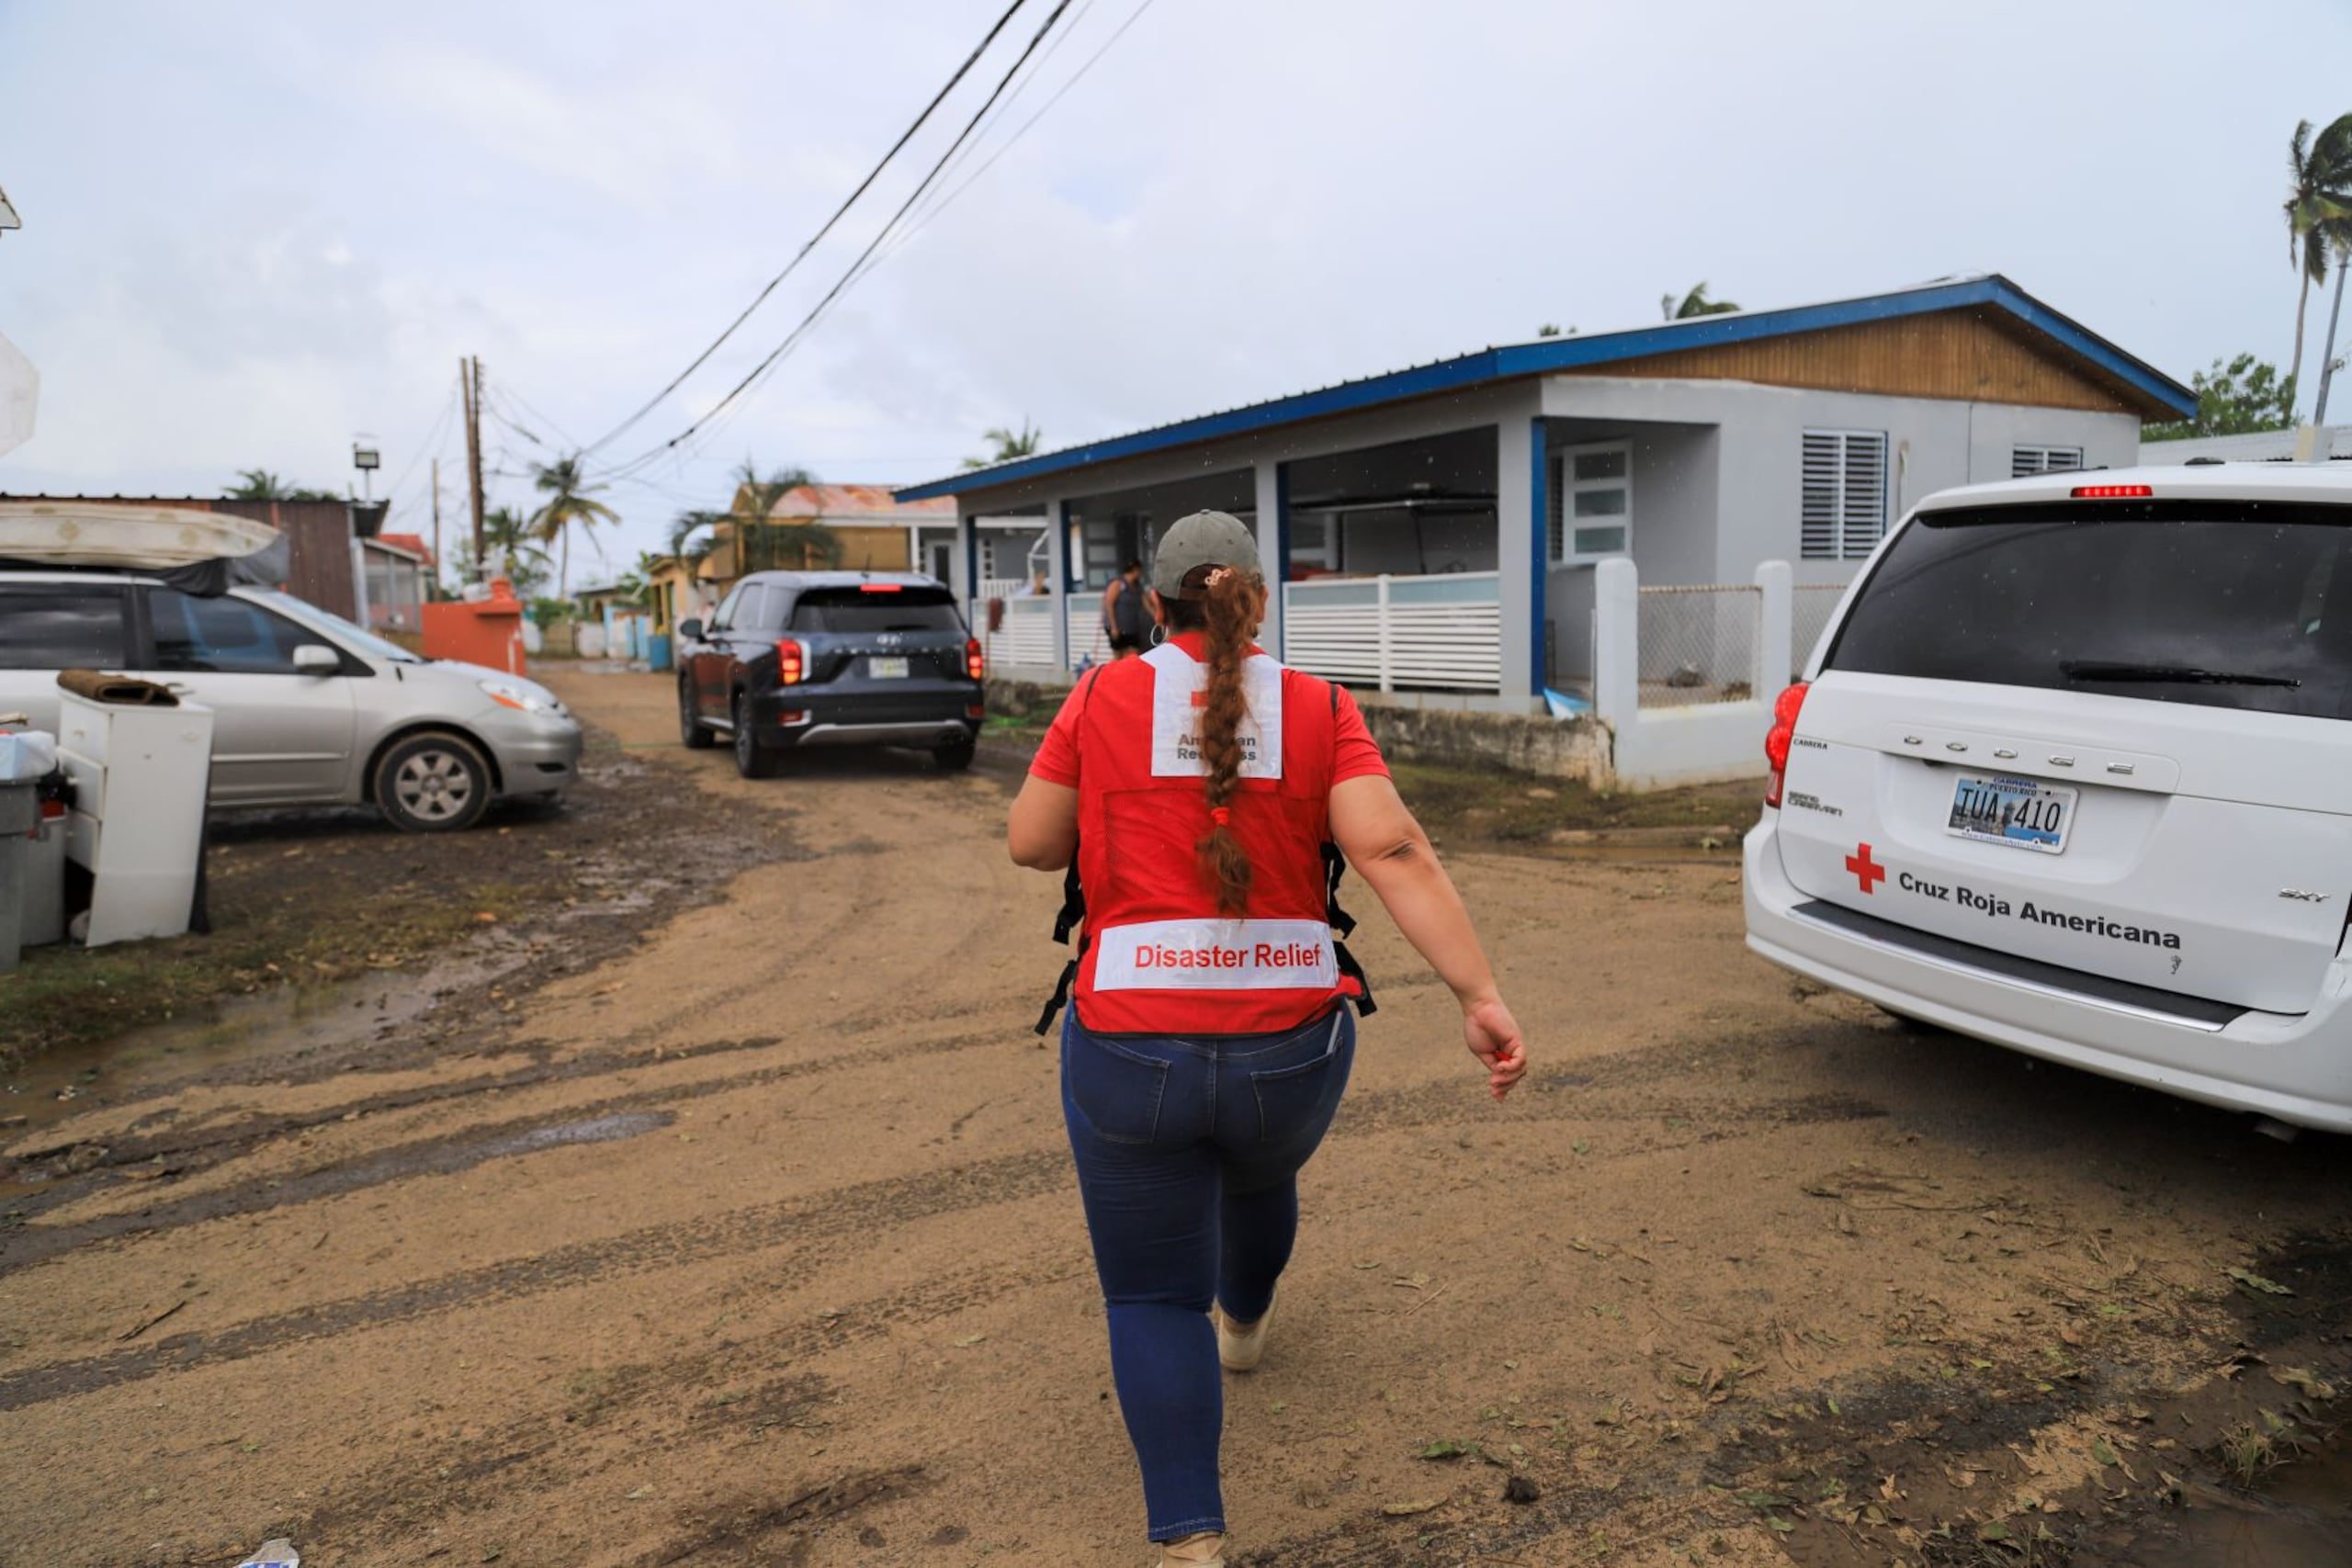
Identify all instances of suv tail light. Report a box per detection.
[1764,681,1810,808]
[775,638,807,685]
[965,637,985,682]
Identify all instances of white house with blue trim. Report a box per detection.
[899,275,2194,748]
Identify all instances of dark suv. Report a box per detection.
[677,571,986,778]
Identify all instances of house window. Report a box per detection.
[1549,441,1633,565]
[1802,429,1888,560]
[2011,444,2086,478]
[1289,513,1340,571]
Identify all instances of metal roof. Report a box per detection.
[897,274,2197,502]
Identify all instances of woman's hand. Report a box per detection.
[1462,994,1527,1100]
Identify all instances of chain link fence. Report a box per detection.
[1791,583,1849,682]
[1636,583,1760,709]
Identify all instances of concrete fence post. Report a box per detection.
[1753,559,1792,694]
[1592,557,1640,728]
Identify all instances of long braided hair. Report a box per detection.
[1164,564,1264,915]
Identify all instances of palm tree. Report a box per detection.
[223,468,341,502]
[481,505,552,597]
[1661,282,1740,321]
[960,420,1044,469]
[724,458,828,573]
[528,453,620,597]
[2285,115,2352,410]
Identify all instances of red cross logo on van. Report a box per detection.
[1846,843,1887,895]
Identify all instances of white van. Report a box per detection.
[1745,462,2352,1133]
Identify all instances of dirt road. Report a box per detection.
[5,670,2349,1567]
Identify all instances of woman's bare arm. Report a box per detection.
[1329,773,1526,1099]
[1008,774,1080,870]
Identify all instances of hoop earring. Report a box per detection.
[1149,624,1168,648]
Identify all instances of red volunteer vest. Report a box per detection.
[1069,638,1349,1035]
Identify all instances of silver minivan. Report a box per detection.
[0,569,582,831]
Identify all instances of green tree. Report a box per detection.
[961,420,1044,469]
[2142,353,2300,441]
[528,453,620,597]
[2285,114,2352,409]
[223,468,341,502]
[1661,282,1740,321]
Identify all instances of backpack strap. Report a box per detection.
[1035,669,1104,1037]
[1320,679,1377,1016]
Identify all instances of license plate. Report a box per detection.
[1946,773,2075,854]
[868,656,910,680]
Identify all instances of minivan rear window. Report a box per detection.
[788,586,965,634]
[1826,499,2352,719]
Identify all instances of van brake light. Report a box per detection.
[2071,483,2154,499]
[858,582,904,592]
[1764,681,1810,808]
[775,638,807,685]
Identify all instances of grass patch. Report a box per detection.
[1386,761,1761,845]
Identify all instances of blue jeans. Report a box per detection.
[1060,1006,1357,1542]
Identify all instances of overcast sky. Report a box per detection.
[2,0,2346,578]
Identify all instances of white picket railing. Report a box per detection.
[975,594,1057,671]
[1282,571,1502,693]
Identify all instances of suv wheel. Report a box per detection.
[934,733,977,773]
[732,693,780,779]
[377,731,493,833]
[680,679,714,749]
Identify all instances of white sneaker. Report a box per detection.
[1160,1529,1226,1566]
[1214,1300,1271,1372]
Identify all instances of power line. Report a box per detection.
[600,0,1080,482]
[579,0,1037,457]
[876,0,1159,271]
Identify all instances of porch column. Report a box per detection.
[1043,496,1070,674]
[958,513,978,621]
[1496,417,1545,706]
[1253,458,1288,660]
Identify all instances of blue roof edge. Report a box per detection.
[898,276,2196,502]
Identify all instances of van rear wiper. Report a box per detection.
[2062,660,2301,689]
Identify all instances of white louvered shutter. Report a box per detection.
[1801,433,1841,559]
[2010,445,2085,477]
[1803,430,1884,559]
[1839,433,1886,558]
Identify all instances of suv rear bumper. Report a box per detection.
[747,687,981,750]
[1744,814,2352,1133]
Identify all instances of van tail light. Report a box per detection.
[965,637,985,682]
[775,638,807,686]
[2071,483,2154,499]
[1764,681,1811,808]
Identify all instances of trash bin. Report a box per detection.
[648,632,673,672]
[0,779,33,975]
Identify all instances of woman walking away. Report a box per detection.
[1007,510,1528,1565]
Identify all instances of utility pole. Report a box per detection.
[460,355,487,581]
[429,456,443,595]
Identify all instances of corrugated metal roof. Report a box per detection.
[896,274,2198,502]
[763,482,955,521]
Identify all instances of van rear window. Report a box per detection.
[787,585,965,634]
[1826,499,2352,720]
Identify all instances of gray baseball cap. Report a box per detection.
[1151,510,1261,598]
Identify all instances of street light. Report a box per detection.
[352,437,380,502]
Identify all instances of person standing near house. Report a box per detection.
[1006,511,1528,1567]
[1101,558,1150,660]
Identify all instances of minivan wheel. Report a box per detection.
[680,680,714,749]
[934,733,978,773]
[377,731,493,833]
[732,693,780,780]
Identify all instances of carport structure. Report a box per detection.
[898,275,2192,712]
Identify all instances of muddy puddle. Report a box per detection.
[2082,1433,2352,1566]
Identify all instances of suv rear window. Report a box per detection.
[1826,499,2352,719]
[788,586,965,634]
[0,583,129,668]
